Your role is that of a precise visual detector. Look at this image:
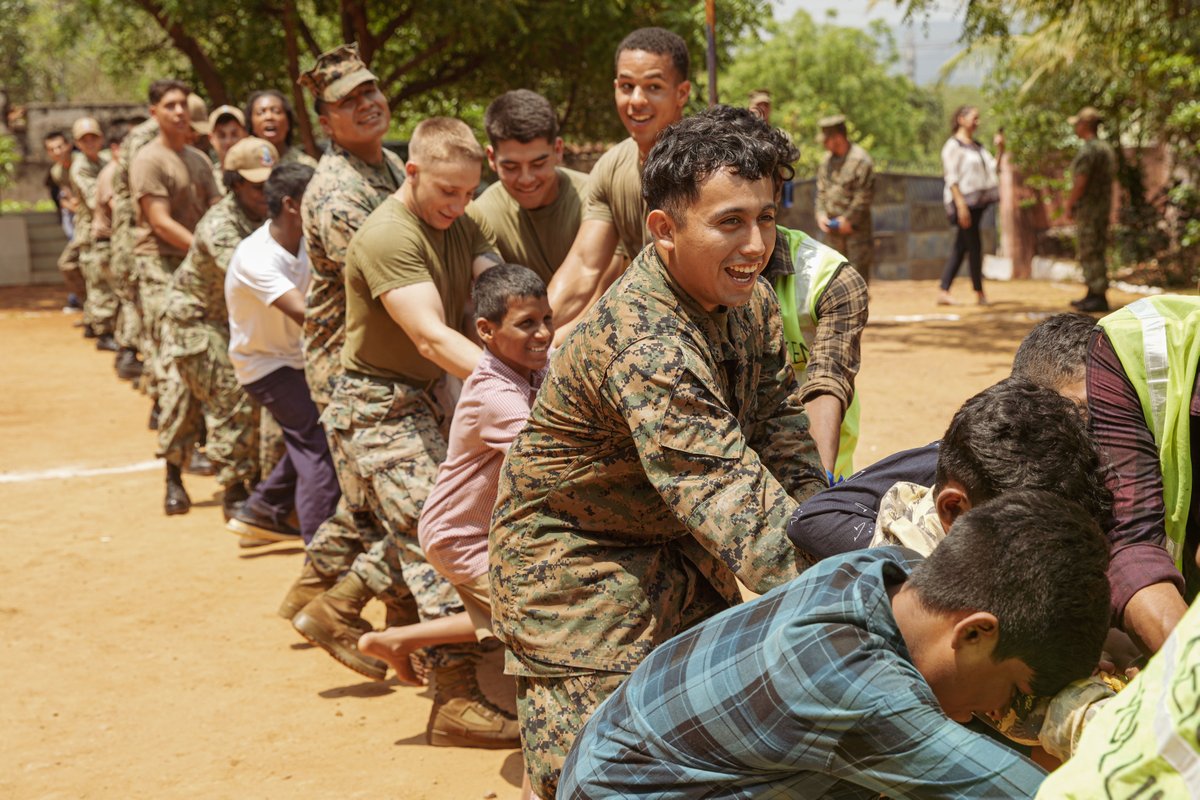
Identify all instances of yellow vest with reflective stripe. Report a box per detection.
[1098,295,1200,569]
[772,226,860,479]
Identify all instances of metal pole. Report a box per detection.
[706,0,718,106]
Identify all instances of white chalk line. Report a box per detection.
[0,459,161,484]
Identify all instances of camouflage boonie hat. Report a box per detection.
[299,44,379,103]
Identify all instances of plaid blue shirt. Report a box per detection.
[559,548,1046,799]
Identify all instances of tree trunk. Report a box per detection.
[282,0,318,158]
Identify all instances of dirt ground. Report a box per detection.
[0,278,1145,799]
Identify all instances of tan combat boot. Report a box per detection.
[426,661,521,749]
[292,573,388,681]
[277,561,338,620]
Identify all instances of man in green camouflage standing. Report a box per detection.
[157,137,278,518]
[67,117,118,349]
[489,110,827,799]
[111,115,158,381]
[815,114,875,284]
[276,45,407,635]
[1066,106,1116,313]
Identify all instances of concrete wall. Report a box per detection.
[0,212,67,286]
[779,174,996,281]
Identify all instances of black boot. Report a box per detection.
[115,348,143,381]
[95,334,118,352]
[222,481,250,522]
[165,463,191,516]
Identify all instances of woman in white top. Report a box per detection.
[938,105,1004,305]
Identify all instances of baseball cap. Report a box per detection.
[299,43,379,103]
[71,117,103,140]
[1068,107,1103,125]
[188,94,211,134]
[223,137,279,182]
[208,104,246,131]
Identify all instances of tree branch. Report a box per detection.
[387,53,487,106]
[380,35,455,90]
[372,5,415,53]
[130,0,228,104]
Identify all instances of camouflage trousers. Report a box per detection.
[828,229,874,285]
[156,321,259,488]
[1077,216,1110,294]
[516,671,629,799]
[110,226,142,351]
[57,239,86,312]
[80,239,119,336]
[320,372,474,669]
[135,253,183,401]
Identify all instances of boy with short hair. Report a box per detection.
[560,490,1112,798]
[467,90,591,283]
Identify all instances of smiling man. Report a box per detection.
[490,109,827,798]
[559,490,1112,799]
[548,26,692,343]
[466,89,591,283]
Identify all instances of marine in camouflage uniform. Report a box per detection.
[1067,107,1116,310]
[111,118,158,372]
[294,47,406,615]
[157,173,267,498]
[816,115,875,284]
[490,242,826,797]
[67,131,117,340]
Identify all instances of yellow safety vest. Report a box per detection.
[772,226,860,480]
[1098,295,1200,569]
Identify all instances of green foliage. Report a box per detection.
[0,134,21,196]
[718,10,944,176]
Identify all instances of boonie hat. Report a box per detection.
[299,43,379,103]
[188,94,211,134]
[1068,106,1103,125]
[208,104,246,130]
[71,117,103,141]
[223,137,278,182]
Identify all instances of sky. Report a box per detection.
[769,0,988,85]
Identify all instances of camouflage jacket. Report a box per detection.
[815,143,875,230]
[1070,138,1115,222]
[869,481,945,554]
[165,192,260,356]
[67,150,110,247]
[111,119,160,245]
[489,245,825,677]
[301,142,405,406]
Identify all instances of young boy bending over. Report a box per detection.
[359,263,551,681]
[559,489,1112,799]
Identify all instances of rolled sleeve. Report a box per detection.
[799,263,868,410]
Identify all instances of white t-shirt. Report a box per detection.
[225,221,310,385]
[941,136,998,207]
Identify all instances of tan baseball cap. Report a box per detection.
[299,43,379,103]
[208,104,245,130]
[188,93,211,134]
[1068,106,1103,125]
[71,117,103,141]
[223,137,279,182]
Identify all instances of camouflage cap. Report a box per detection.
[1068,106,1103,125]
[188,93,211,134]
[299,43,379,104]
[71,117,102,141]
[223,136,278,182]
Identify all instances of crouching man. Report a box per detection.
[560,489,1112,799]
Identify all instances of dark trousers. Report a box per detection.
[243,366,341,544]
[940,205,986,292]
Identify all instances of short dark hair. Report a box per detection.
[246,90,298,147]
[935,377,1111,522]
[472,263,547,324]
[484,90,558,146]
[701,104,798,184]
[107,123,131,148]
[1011,313,1096,392]
[642,108,779,223]
[615,27,689,84]
[148,79,191,105]
[264,162,315,218]
[907,489,1111,696]
[43,131,68,144]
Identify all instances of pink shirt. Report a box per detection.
[418,349,545,584]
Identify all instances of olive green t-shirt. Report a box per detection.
[467,167,590,283]
[583,137,649,260]
[342,196,496,383]
[130,139,219,257]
